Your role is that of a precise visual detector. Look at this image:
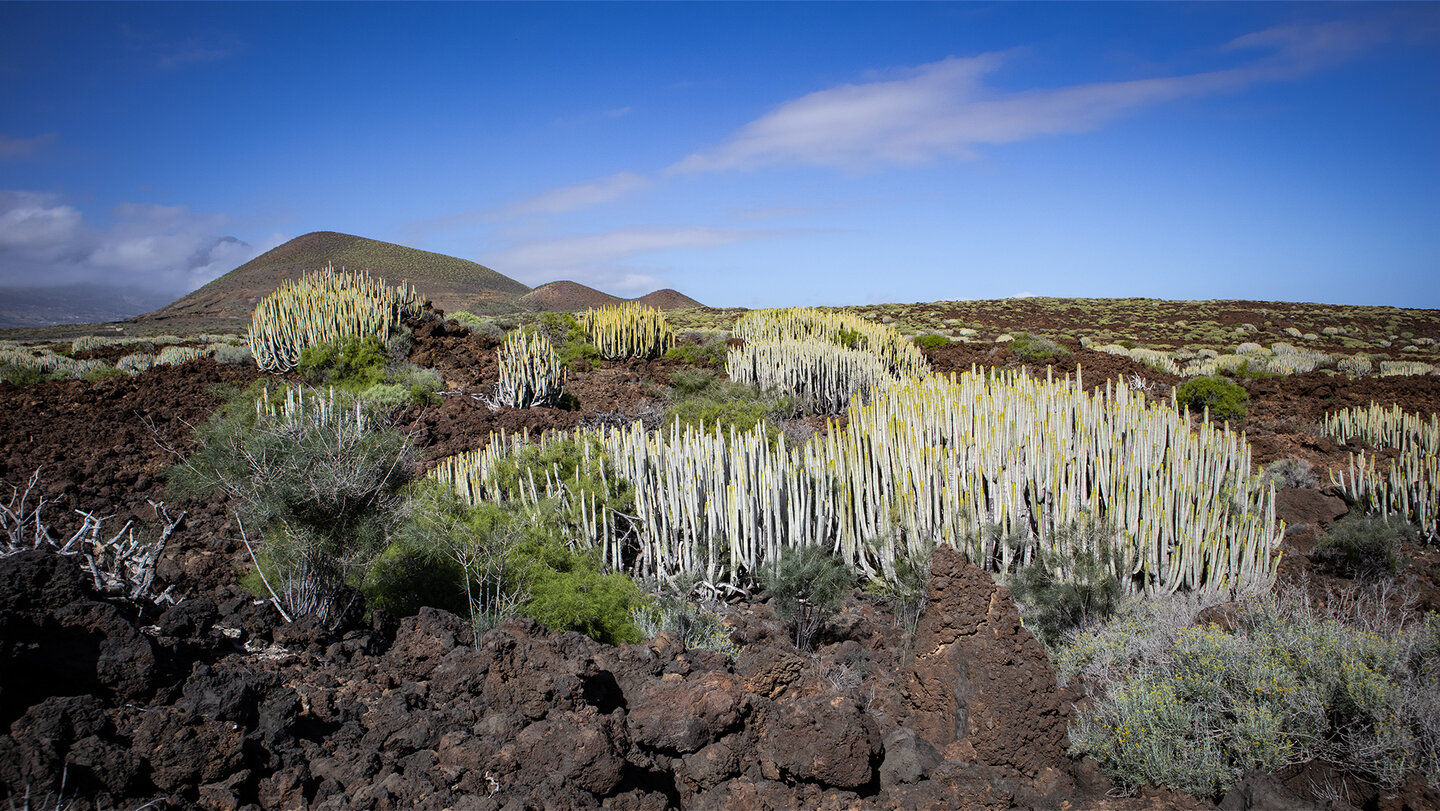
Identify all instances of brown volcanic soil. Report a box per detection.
[2,307,1438,810]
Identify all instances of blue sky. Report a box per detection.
[2,2,1437,310]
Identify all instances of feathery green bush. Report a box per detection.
[760,545,852,651]
[168,385,415,626]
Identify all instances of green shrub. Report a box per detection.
[664,369,793,438]
[297,335,389,392]
[664,338,728,368]
[1175,376,1249,422]
[81,363,125,382]
[515,532,645,645]
[392,482,529,639]
[760,545,852,651]
[533,312,602,370]
[362,538,468,618]
[1,362,49,385]
[1062,591,1440,798]
[912,333,949,350]
[452,311,487,331]
[1314,514,1414,581]
[359,383,413,412]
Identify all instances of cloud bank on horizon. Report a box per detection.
[1,3,1436,309]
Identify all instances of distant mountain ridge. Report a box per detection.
[0,284,173,329]
[517,281,704,312]
[136,231,704,326]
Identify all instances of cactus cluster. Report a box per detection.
[581,304,675,359]
[247,264,423,372]
[494,330,566,408]
[432,367,1281,595]
[1323,404,1438,541]
[726,337,892,414]
[733,307,929,378]
[155,346,208,366]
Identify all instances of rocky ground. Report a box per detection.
[2,311,1438,809]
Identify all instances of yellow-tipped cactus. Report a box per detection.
[582,304,675,359]
[432,367,1282,595]
[247,263,423,372]
[727,338,892,414]
[1323,403,1438,541]
[732,307,929,378]
[495,330,566,408]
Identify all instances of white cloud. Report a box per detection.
[494,172,652,218]
[0,133,57,160]
[671,20,1396,173]
[0,192,83,249]
[488,225,779,293]
[0,191,266,296]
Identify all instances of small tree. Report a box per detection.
[760,545,852,651]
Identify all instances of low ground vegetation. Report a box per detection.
[1060,584,1440,799]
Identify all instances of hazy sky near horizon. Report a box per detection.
[2,2,1437,309]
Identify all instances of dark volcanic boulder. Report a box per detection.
[756,693,880,789]
[899,544,1070,776]
[0,551,160,727]
[627,671,744,754]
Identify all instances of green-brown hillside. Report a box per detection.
[139,231,531,324]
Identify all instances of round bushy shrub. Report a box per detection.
[1313,514,1414,580]
[1175,376,1249,422]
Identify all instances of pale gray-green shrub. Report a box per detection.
[1062,589,1440,798]
[211,344,253,365]
[155,346,208,366]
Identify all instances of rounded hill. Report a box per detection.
[518,281,705,312]
[140,232,531,324]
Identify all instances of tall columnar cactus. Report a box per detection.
[1322,403,1438,541]
[432,367,1282,595]
[495,330,566,408]
[732,307,929,378]
[582,304,675,359]
[247,263,423,373]
[726,337,892,414]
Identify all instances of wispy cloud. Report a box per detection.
[120,24,243,70]
[671,19,1399,174]
[406,172,654,235]
[488,225,781,293]
[0,190,271,295]
[0,133,57,160]
[495,171,652,218]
